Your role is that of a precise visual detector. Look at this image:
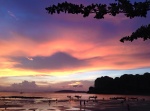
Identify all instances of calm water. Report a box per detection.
[0,92,150,111]
[0,92,150,100]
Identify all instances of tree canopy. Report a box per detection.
[45,0,150,42]
[88,72,150,94]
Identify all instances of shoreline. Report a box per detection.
[0,95,150,111]
[87,92,150,96]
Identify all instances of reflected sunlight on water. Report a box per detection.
[1,92,150,100]
[0,92,150,111]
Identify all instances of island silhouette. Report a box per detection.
[88,72,150,95]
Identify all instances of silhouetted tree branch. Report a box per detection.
[120,24,150,42]
[46,0,150,42]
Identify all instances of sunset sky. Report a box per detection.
[0,0,150,92]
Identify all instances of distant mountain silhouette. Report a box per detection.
[88,72,150,95]
[55,90,86,93]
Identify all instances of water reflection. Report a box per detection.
[0,92,150,111]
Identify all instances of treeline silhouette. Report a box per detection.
[88,72,150,95]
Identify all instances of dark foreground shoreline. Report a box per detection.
[0,97,150,111]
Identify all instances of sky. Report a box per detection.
[0,0,150,92]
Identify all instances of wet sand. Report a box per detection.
[0,98,150,111]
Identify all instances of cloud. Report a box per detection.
[0,0,150,78]
[26,57,33,61]
[0,79,94,92]
[0,80,44,92]
[50,80,93,91]
[11,80,38,90]
[6,47,150,75]
[8,80,53,92]
[11,51,89,71]
[8,11,18,20]
[68,81,83,87]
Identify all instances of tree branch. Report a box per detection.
[120,24,150,42]
[45,0,150,42]
[46,0,150,19]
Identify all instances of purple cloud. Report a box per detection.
[0,79,94,92]
[11,51,89,70]
[11,80,37,90]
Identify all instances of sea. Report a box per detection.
[0,92,150,100]
[0,92,150,111]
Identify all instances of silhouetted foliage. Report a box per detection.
[46,0,150,42]
[120,24,150,42]
[88,72,150,95]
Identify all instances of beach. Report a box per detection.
[0,93,150,111]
